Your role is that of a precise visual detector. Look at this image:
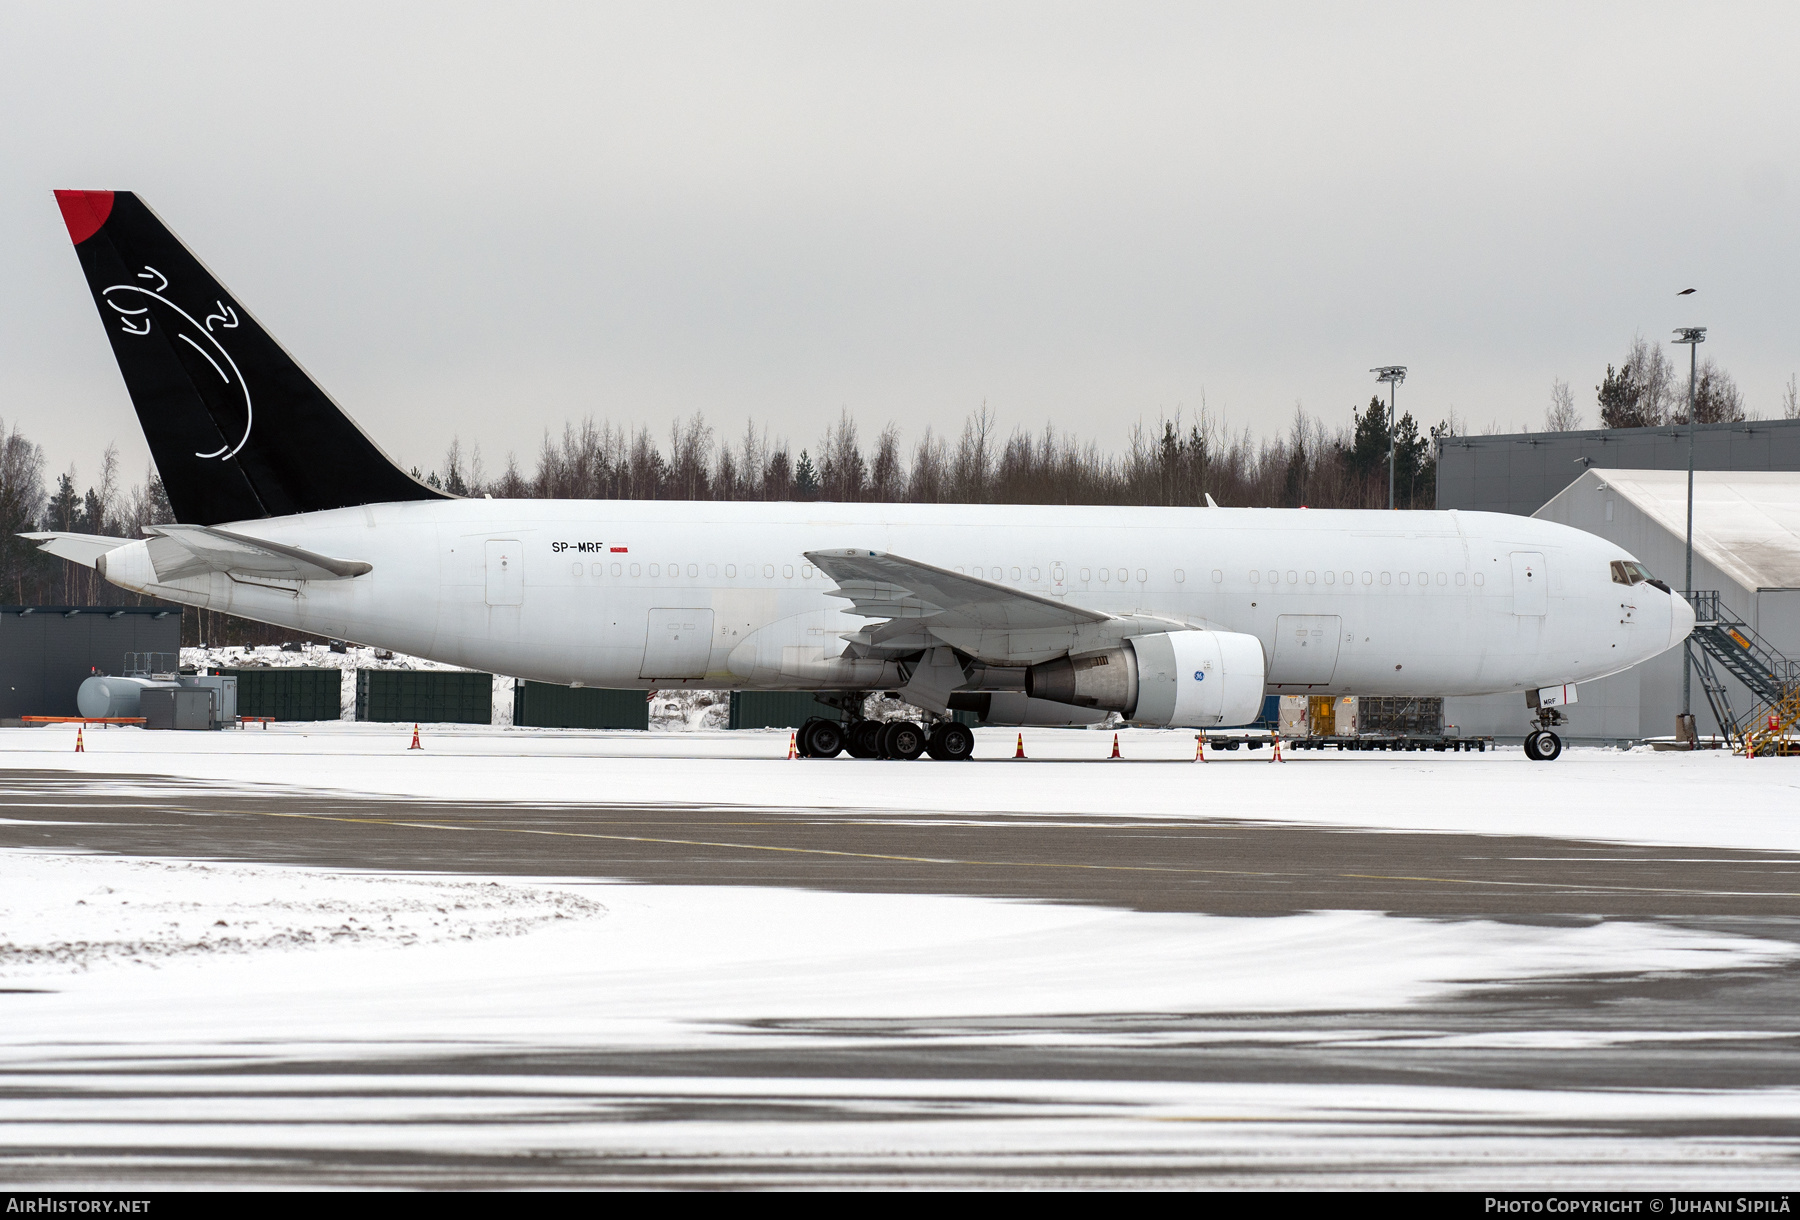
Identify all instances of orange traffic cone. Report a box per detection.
[409,724,422,750]
[74,726,84,753]
[787,731,798,760]
[1014,732,1026,759]
[1270,732,1284,762]
[1194,734,1206,762]
[1110,732,1121,759]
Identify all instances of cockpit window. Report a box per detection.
[1610,560,1654,586]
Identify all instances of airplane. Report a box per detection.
[26,190,1695,762]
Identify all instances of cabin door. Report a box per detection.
[641,608,715,679]
[1267,614,1342,686]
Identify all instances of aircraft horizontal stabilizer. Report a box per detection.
[23,525,371,583]
[18,532,131,569]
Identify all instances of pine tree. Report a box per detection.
[793,449,820,499]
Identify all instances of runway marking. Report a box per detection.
[218,809,1800,899]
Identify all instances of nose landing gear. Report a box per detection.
[1524,704,1567,762]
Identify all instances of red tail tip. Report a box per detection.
[54,190,114,245]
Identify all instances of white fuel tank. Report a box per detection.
[77,674,180,719]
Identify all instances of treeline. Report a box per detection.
[1542,335,1799,431]
[423,399,1450,514]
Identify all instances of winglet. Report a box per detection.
[53,190,114,245]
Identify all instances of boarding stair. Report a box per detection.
[1686,591,1800,756]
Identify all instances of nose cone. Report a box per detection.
[1670,590,1697,648]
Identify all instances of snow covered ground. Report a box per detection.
[6,718,1799,853]
[4,848,1799,1187]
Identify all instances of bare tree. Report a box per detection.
[1784,375,1799,420]
[1545,379,1581,431]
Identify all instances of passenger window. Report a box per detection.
[1361,572,1371,585]
[1436,572,1446,586]
[611,563,622,577]
[956,566,966,574]
[1081,568,1092,582]
[1344,571,1354,584]
[725,564,736,578]
[1324,571,1335,585]
[1101,568,1111,582]
[1380,572,1391,586]
[688,564,699,578]
[570,562,581,576]
[1211,569,1222,583]
[1248,570,1259,584]
[1268,570,1279,584]
[973,566,984,578]
[1418,571,1428,586]
[1029,566,1040,581]
[1305,571,1316,584]
[1474,572,1485,587]
[629,563,641,577]
[591,563,603,577]
[1455,572,1466,586]
[648,563,661,578]
[1399,572,1410,586]
[783,564,794,579]
[802,564,813,578]
[1136,569,1147,582]
[1010,567,1022,581]
[1174,569,1185,583]
[763,564,774,579]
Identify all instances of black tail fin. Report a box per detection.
[54,190,447,525]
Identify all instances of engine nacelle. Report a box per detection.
[1128,630,1266,727]
[1022,630,1266,728]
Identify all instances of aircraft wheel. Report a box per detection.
[880,720,928,761]
[844,721,881,759]
[794,717,823,758]
[806,718,845,758]
[926,721,976,761]
[1525,730,1563,762]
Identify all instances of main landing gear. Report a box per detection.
[796,717,975,761]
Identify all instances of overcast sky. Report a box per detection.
[2,2,1797,492]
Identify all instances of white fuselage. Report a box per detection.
[104,499,1690,698]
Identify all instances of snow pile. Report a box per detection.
[182,643,463,674]
[0,853,604,979]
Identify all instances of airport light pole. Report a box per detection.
[1672,326,1705,731]
[1372,366,1407,509]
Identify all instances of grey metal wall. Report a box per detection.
[1436,418,1800,517]
[0,606,182,718]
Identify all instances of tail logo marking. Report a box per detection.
[101,266,254,462]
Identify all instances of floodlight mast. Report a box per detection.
[1372,366,1407,509]
[1671,326,1706,735]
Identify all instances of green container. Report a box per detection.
[514,682,649,730]
[356,670,491,724]
[210,667,341,721]
[727,692,849,730]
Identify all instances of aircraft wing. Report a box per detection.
[805,547,1198,667]
[806,548,1109,632]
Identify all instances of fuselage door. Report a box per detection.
[484,539,523,606]
[641,608,716,679]
[1267,614,1342,686]
[1511,552,1547,616]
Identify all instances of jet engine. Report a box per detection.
[1024,630,1266,727]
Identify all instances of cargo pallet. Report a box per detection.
[1284,734,1492,752]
